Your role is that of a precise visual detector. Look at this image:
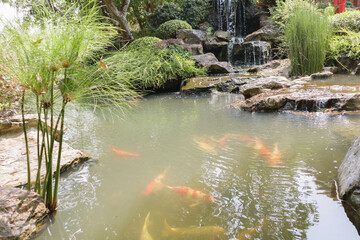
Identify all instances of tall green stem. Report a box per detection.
[21,89,31,191]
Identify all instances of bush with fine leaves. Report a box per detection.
[329,11,360,32]
[126,36,162,51]
[156,20,192,39]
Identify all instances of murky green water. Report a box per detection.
[37,93,360,240]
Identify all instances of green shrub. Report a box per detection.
[180,0,209,28]
[156,20,192,39]
[285,0,332,76]
[126,36,162,51]
[328,30,360,61]
[329,11,360,32]
[105,45,206,89]
[149,2,182,28]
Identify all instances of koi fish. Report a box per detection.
[237,218,265,240]
[165,185,216,203]
[253,139,281,167]
[110,147,139,157]
[253,138,273,158]
[269,143,281,167]
[143,169,168,195]
[217,133,256,148]
[193,136,218,155]
[141,211,227,240]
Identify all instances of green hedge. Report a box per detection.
[126,36,162,51]
[329,11,360,32]
[156,20,192,39]
[328,30,360,61]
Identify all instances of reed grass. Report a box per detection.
[285,1,332,76]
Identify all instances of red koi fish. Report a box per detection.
[110,147,139,157]
[143,169,168,195]
[165,185,216,202]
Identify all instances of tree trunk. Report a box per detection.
[103,0,134,42]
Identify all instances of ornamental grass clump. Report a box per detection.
[285,1,332,76]
[0,1,138,212]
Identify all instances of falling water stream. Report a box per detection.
[35,92,360,240]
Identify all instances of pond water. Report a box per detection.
[37,93,360,240]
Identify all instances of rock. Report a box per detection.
[248,59,291,78]
[203,41,228,61]
[338,136,360,207]
[191,53,233,74]
[182,44,203,55]
[0,187,49,239]
[0,127,91,188]
[354,63,360,75]
[197,22,213,34]
[311,71,333,80]
[245,25,279,43]
[231,41,271,66]
[214,30,231,42]
[231,83,360,112]
[176,29,207,44]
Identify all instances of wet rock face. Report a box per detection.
[176,29,207,45]
[245,25,279,43]
[338,137,360,210]
[191,53,233,74]
[0,187,49,240]
[248,59,291,78]
[203,41,228,61]
[231,41,271,66]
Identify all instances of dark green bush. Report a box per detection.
[149,2,182,28]
[180,0,209,28]
[329,11,360,32]
[105,44,206,89]
[126,36,162,51]
[156,20,192,39]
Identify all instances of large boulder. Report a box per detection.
[245,25,279,43]
[203,41,229,61]
[338,137,360,206]
[248,59,291,78]
[0,187,49,239]
[232,41,271,66]
[176,29,207,44]
[191,53,233,74]
[182,44,203,55]
[214,30,231,42]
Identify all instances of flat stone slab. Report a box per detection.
[0,127,90,188]
[0,187,49,239]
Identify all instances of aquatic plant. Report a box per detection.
[284,0,332,76]
[0,1,138,211]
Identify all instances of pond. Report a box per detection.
[37,93,360,240]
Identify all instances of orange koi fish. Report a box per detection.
[193,136,218,155]
[253,138,272,158]
[269,143,281,167]
[237,218,265,240]
[253,139,281,167]
[165,185,216,202]
[218,133,256,148]
[143,169,168,195]
[110,147,139,157]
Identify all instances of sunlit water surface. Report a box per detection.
[36,93,360,240]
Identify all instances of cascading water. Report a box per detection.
[211,0,271,67]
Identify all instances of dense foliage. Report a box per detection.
[284,0,332,76]
[156,19,192,39]
[0,74,23,112]
[328,30,360,61]
[180,0,209,28]
[149,2,182,28]
[126,36,162,51]
[329,11,360,32]
[105,45,206,89]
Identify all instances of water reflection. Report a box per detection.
[37,93,359,239]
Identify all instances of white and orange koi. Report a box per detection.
[193,136,218,155]
[143,169,168,195]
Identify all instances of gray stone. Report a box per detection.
[176,29,207,44]
[310,71,333,80]
[248,59,291,78]
[214,30,231,42]
[245,25,279,43]
[0,187,49,239]
[191,53,233,74]
[182,44,203,55]
[203,41,228,61]
[338,136,360,203]
[0,126,91,188]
